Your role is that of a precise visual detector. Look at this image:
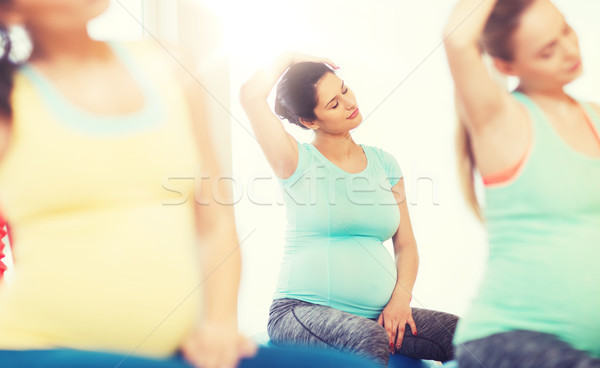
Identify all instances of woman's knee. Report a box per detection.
[266,301,389,365]
[409,308,458,361]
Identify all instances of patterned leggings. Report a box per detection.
[268,298,459,366]
[456,330,600,368]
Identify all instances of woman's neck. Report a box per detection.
[312,132,358,160]
[517,83,570,103]
[28,26,108,65]
[517,84,583,120]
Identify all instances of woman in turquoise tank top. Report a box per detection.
[240,53,458,366]
[444,0,600,367]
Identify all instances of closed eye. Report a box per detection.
[541,48,556,59]
[329,82,348,109]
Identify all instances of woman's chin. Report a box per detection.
[349,120,363,132]
[563,64,584,85]
[353,115,364,127]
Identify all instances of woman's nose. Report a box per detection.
[342,96,356,110]
[563,38,579,60]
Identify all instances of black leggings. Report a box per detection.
[267,298,458,366]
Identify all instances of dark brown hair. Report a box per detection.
[0,20,16,118]
[480,0,537,60]
[274,62,334,129]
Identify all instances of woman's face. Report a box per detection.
[4,0,110,31]
[306,72,362,134]
[509,0,582,89]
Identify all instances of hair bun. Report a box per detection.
[274,94,296,124]
[273,62,333,130]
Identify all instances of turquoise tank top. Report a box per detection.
[274,142,403,319]
[454,92,600,357]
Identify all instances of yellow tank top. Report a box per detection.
[0,42,202,357]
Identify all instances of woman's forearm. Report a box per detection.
[391,241,419,303]
[198,217,241,323]
[240,52,294,104]
[195,168,242,324]
[443,0,498,47]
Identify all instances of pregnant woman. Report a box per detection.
[241,53,458,366]
[444,0,600,366]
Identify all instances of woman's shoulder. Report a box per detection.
[362,145,403,180]
[296,141,317,162]
[362,144,398,163]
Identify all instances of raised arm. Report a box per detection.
[240,52,336,179]
[443,0,519,132]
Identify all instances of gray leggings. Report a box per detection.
[267,298,458,366]
[456,330,600,368]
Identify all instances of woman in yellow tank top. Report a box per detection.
[0,1,380,368]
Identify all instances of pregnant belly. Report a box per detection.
[0,246,201,356]
[285,237,397,318]
[0,210,201,356]
[461,239,600,356]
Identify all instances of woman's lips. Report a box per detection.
[348,108,360,119]
[569,60,582,73]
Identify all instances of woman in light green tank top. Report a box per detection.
[241,53,459,366]
[444,0,600,367]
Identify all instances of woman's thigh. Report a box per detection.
[268,298,389,365]
[396,308,458,362]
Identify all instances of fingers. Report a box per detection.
[408,316,418,336]
[393,317,417,352]
[384,320,397,354]
[322,58,340,70]
[307,57,339,70]
[377,314,383,326]
[181,334,205,368]
[314,56,339,70]
[289,52,339,70]
[237,335,258,359]
[394,322,405,353]
[182,333,240,368]
[189,347,237,368]
[221,343,238,368]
